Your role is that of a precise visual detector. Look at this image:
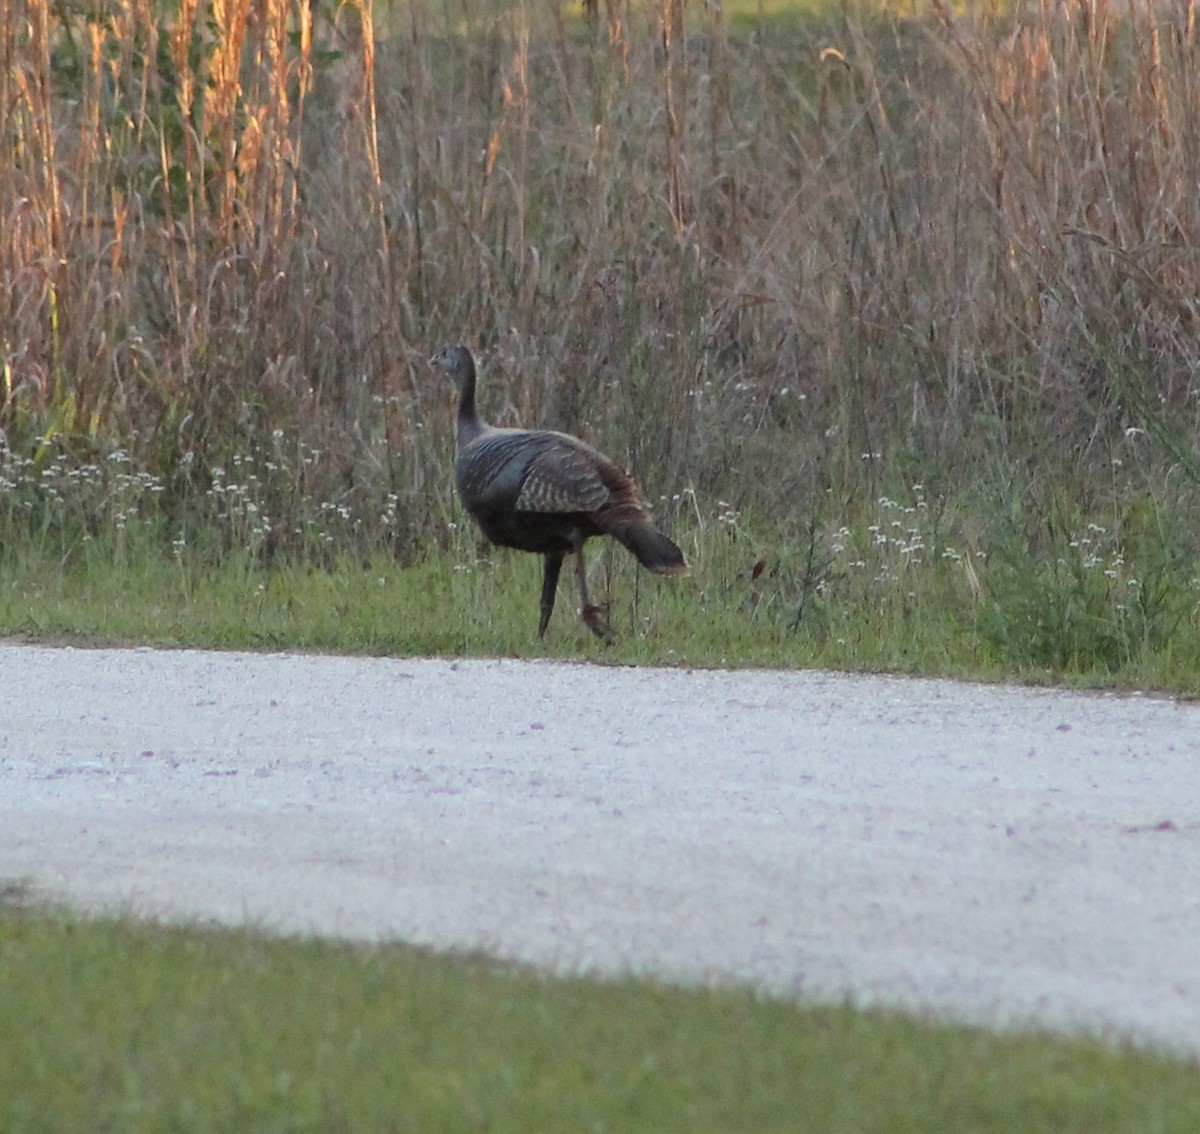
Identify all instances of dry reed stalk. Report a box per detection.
[659,0,689,234]
[353,0,390,277]
[2,0,65,431]
[209,0,251,246]
[606,0,631,82]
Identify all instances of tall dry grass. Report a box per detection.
[3,0,1200,562]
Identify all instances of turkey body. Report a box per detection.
[430,345,687,640]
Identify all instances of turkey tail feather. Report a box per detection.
[599,504,688,575]
[626,523,689,575]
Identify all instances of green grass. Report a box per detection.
[2,902,1198,1134]
[5,480,1200,692]
[0,533,1113,675]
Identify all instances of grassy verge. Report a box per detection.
[2,902,1198,1134]
[4,475,1200,691]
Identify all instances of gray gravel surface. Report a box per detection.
[2,643,1199,1054]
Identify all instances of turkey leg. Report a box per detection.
[575,549,613,642]
[538,551,564,638]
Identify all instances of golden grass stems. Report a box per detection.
[2,0,1200,558]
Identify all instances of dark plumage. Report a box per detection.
[429,344,688,640]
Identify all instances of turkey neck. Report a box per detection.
[454,357,488,450]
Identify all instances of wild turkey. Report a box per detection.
[429,344,688,640]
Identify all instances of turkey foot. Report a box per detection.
[581,604,614,644]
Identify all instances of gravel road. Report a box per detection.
[2,643,1198,1055]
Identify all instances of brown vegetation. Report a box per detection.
[3,0,1200,559]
